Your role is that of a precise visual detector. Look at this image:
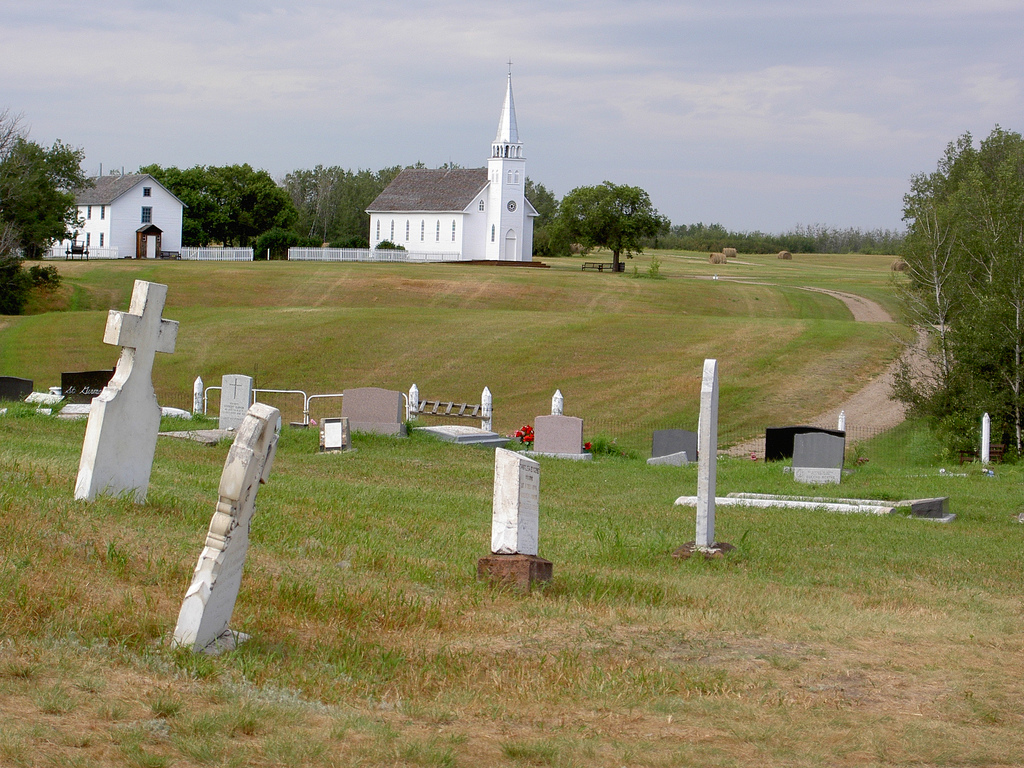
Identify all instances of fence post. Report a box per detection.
[482,387,492,431]
[193,376,204,415]
[408,384,419,422]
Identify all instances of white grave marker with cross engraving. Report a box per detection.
[74,280,178,502]
[219,374,254,430]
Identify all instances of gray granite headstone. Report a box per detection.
[651,429,697,461]
[792,431,845,484]
[532,414,586,458]
[0,376,33,402]
[342,387,407,436]
[219,374,253,431]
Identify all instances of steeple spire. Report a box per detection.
[494,67,520,146]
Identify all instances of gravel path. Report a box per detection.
[726,286,920,457]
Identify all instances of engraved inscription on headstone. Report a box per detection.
[219,374,253,431]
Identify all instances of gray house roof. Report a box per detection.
[367,168,490,213]
[73,173,184,207]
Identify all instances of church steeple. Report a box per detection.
[492,66,522,159]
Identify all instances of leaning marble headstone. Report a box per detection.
[478,448,552,589]
[172,403,281,654]
[532,414,590,460]
[219,374,253,431]
[792,432,845,484]
[0,376,33,402]
[74,281,178,502]
[342,387,406,436]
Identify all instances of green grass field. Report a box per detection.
[6,251,1022,767]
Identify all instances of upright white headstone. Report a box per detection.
[551,389,564,416]
[491,448,541,556]
[219,374,253,430]
[981,412,991,464]
[193,376,204,415]
[481,386,493,431]
[838,410,846,432]
[74,280,178,502]
[172,403,281,653]
[695,359,719,550]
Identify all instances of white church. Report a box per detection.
[366,72,538,261]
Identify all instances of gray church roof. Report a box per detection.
[367,168,489,213]
[73,173,183,206]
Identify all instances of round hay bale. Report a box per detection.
[709,252,727,264]
[891,258,908,272]
[777,250,792,260]
[723,247,737,259]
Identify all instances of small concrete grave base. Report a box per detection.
[647,450,688,467]
[159,429,234,446]
[416,424,509,448]
[672,541,736,560]
[675,493,955,523]
[477,553,553,591]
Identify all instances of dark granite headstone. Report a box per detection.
[61,369,115,404]
[0,376,33,402]
[764,426,845,462]
[651,429,698,461]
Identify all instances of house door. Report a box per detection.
[146,235,158,259]
[503,230,517,261]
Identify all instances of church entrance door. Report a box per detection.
[503,230,517,261]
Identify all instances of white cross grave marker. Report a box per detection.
[74,280,178,502]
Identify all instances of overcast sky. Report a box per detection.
[4,1,1023,232]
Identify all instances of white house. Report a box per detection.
[65,173,184,258]
[366,72,538,261]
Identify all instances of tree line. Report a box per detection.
[653,222,905,255]
[894,126,1024,458]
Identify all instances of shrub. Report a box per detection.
[375,240,406,251]
[0,256,31,315]
[253,228,319,260]
[329,235,370,249]
[28,264,60,289]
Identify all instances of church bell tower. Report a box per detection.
[486,67,527,261]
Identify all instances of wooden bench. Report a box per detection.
[582,262,614,272]
[958,443,1005,464]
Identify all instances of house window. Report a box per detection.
[100,206,105,220]
[99,233,104,247]
[491,225,495,242]
[452,221,456,241]
[479,200,485,211]
[141,207,152,224]
[87,205,92,220]
[143,187,152,197]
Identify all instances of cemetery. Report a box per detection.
[2,253,1024,766]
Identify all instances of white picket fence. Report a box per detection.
[180,247,253,261]
[43,245,121,260]
[288,247,465,263]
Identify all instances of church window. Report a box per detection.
[87,205,92,220]
[405,220,410,240]
[514,171,519,184]
[436,220,440,241]
[100,205,105,220]
[86,232,91,246]
[479,200,485,211]
[491,224,495,242]
[99,233,104,247]
[507,170,513,184]
[390,220,395,239]
[452,220,456,241]
[376,221,380,240]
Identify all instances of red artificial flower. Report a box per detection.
[584,442,592,451]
